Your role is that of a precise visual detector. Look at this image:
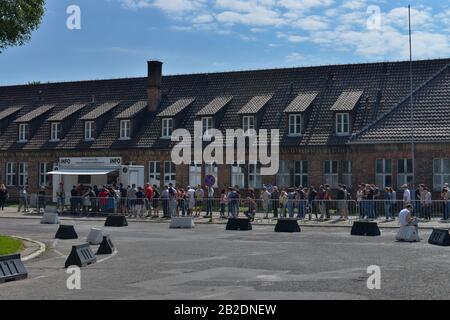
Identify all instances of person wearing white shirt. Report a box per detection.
[399,204,417,229]
[401,184,411,204]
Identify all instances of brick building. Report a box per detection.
[1,58,450,196]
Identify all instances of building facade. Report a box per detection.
[1,59,450,196]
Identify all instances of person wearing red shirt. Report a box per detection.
[145,183,154,217]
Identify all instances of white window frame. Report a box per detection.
[248,161,262,189]
[18,162,28,187]
[50,122,61,141]
[148,161,161,187]
[202,117,214,137]
[242,116,255,132]
[288,114,302,136]
[277,160,290,188]
[376,159,392,189]
[324,160,338,188]
[433,159,450,192]
[161,118,173,138]
[231,162,245,189]
[398,159,413,190]
[342,160,352,188]
[18,123,28,142]
[294,160,308,188]
[119,120,131,140]
[164,161,176,186]
[84,121,95,141]
[336,113,350,136]
[6,162,16,187]
[189,162,202,187]
[39,162,52,187]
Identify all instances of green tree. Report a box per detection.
[0,0,46,52]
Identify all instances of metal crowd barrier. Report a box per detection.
[3,195,450,222]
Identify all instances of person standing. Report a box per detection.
[152,185,160,218]
[37,186,46,213]
[402,184,411,206]
[194,185,204,217]
[0,184,8,211]
[56,182,65,213]
[177,188,186,217]
[271,186,280,218]
[145,183,154,217]
[186,186,196,216]
[135,187,145,218]
[423,187,432,221]
[204,184,214,218]
[307,186,318,221]
[161,186,169,218]
[279,190,288,217]
[286,188,296,218]
[219,189,227,219]
[17,186,29,213]
[337,185,348,221]
[441,187,449,221]
[261,187,271,219]
[168,183,177,217]
[384,187,393,221]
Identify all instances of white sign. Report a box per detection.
[59,157,122,168]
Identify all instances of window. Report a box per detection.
[288,114,302,136]
[205,162,218,188]
[231,163,245,188]
[148,161,160,187]
[376,159,392,188]
[336,113,350,135]
[164,161,176,186]
[189,162,202,187]
[18,123,28,142]
[39,163,52,187]
[242,116,255,132]
[50,122,61,141]
[398,159,413,189]
[18,162,28,187]
[78,175,91,185]
[202,117,213,136]
[324,160,338,187]
[277,160,290,188]
[6,163,16,186]
[248,161,262,189]
[433,159,450,191]
[294,160,308,188]
[120,120,131,139]
[84,121,95,140]
[342,160,352,188]
[161,118,173,138]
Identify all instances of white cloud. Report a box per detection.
[216,9,283,26]
[192,14,214,24]
[277,32,308,43]
[286,52,306,63]
[292,15,329,30]
[278,0,334,11]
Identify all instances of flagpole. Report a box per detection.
[409,4,415,190]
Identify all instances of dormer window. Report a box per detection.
[202,117,213,136]
[84,121,95,140]
[242,116,255,132]
[161,118,173,138]
[50,122,61,141]
[120,120,131,140]
[288,114,302,136]
[18,123,29,142]
[336,113,350,136]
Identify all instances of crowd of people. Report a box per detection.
[2,180,450,222]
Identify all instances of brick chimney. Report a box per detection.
[147,61,163,112]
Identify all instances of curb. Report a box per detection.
[1,214,446,230]
[10,235,46,262]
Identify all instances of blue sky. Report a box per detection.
[1,0,450,85]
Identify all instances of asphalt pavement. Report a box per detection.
[0,218,449,300]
